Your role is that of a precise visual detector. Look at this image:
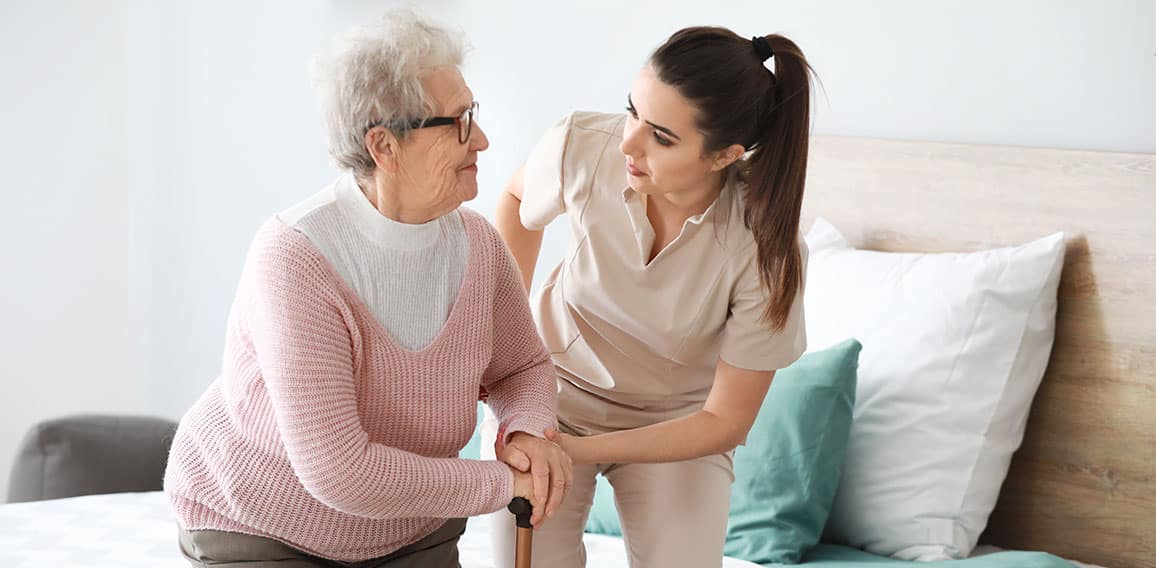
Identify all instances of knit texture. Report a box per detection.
[163,208,557,561]
[279,175,469,351]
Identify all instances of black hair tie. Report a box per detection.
[751,36,774,62]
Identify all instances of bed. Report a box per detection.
[801,135,1155,568]
[2,135,1151,568]
[0,492,1104,568]
[0,491,766,568]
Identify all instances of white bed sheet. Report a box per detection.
[0,492,761,568]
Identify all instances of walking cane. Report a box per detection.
[507,497,533,568]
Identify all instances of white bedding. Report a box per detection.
[0,492,761,568]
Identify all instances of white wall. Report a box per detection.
[0,1,144,497]
[1,0,1153,499]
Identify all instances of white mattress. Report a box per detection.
[0,492,762,568]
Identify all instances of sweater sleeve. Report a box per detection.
[478,226,559,441]
[245,221,514,519]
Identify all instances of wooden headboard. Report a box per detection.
[802,136,1156,568]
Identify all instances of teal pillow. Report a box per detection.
[585,473,621,536]
[584,339,861,565]
[727,339,860,563]
[459,402,487,460]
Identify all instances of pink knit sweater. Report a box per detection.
[163,209,557,561]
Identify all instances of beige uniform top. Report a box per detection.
[520,111,807,431]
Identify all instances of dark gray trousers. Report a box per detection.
[177,519,467,568]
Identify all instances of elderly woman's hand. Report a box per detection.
[497,432,573,526]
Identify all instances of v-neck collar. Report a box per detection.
[275,209,481,359]
[622,180,733,269]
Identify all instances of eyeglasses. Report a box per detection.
[368,101,479,144]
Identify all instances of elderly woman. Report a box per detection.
[163,10,569,568]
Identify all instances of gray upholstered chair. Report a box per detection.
[6,414,178,503]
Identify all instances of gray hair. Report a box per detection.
[311,9,467,179]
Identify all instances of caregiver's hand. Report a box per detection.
[498,432,572,526]
[544,426,589,464]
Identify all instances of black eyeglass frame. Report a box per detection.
[367,101,479,144]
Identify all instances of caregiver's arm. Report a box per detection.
[494,166,543,294]
[551,359,775,465]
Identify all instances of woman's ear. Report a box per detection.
[365,127,401,173]
[710,143,746,172]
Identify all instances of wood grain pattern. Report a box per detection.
[802,136,1156,568]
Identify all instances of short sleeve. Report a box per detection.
[719,240,809,371]
[519,113,576,230]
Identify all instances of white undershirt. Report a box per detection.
[276,175,469,351]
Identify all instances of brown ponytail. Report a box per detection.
[650,28,815,331]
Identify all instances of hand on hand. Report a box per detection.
[499,430,573,527]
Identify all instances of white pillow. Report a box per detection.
[804,218,1065,561]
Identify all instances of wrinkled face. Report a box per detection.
[618,66,728,198]
[391,66,489,215]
